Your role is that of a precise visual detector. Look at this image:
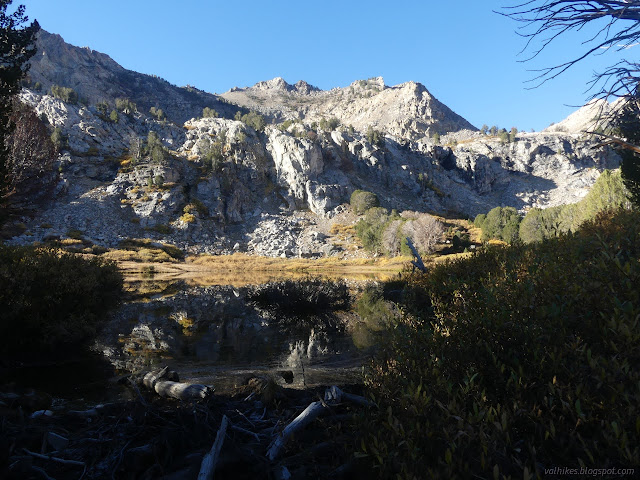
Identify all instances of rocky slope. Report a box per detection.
[7,32,622,257]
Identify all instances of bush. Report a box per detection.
[0,247,123,359]
[149,106,165,121]
[359,208,640,478]
[319,117,340,131]
[479,206,521,243]
[202,107,218,118]
[366,126,385,147]
[50,85,78,104]
[236,111,265,131]
[350,189,380,215]
[401,211,444,254]
[519,169,630,243]
[355,207,389,253]
[115,97,137,115]
[355,284,397,332]
[96,101,109,118]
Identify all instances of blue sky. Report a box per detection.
[18,0,635,131]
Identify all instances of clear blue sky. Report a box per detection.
[17,0,635,131]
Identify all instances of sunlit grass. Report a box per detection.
[187,252,410,273]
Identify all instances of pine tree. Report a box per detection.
[0,1,40,200]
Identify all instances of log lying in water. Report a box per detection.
[140,367,214,401]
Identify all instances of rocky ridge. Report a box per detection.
[27,30,241,124]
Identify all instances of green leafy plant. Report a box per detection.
[359,208,640,478]
[350,190,380,215]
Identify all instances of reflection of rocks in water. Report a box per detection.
[284,329,330,370]
[97,285,266,371]
[98,282,358,387]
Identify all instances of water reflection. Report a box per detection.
[102,267,399,393]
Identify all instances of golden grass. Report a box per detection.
[102,248,177,263]
[488,239,508,246]
[60,238,84,246]
[99,239,184,264]
[329,223,356,235]
[187,252,409,273]
[180,212,196,223]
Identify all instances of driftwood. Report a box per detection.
[406,237,427,272]
[266,400,328,461]
[324,386,372,407]
[267,386,372,462]
[141,367,214,401]
[23,449,85,467]
[198,415,228,480]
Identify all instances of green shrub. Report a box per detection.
[50,84,78,104]
[519,169,630,243]
[115,97,137,115]
[149,106,165,121]
[50,127,66,151]
[319,117,340,131]
[0,247,123,359]
[355,207,389,253]
[359,208,640,478]
[366,126,385,147]
[473,213,486,228]
[355,284,396,332]
[236,111,266,131]
[202,107,219,118]
[479,206,521,243]
[350,189,380,215]
[96,101,109,118]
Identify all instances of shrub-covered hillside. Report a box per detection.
[359,208,639,478]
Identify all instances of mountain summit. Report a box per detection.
[222,76,476,138]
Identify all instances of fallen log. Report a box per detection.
[266,400,328,462]
[140,367,214,401]
[324,386,372,407]
[23,449,85,467]
[198,415,228,480]
[267,386,373,462]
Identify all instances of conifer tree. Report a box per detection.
[0,0,40,199]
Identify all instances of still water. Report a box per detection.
[102,267,398,394]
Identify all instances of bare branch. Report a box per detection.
[500,1,640,98]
